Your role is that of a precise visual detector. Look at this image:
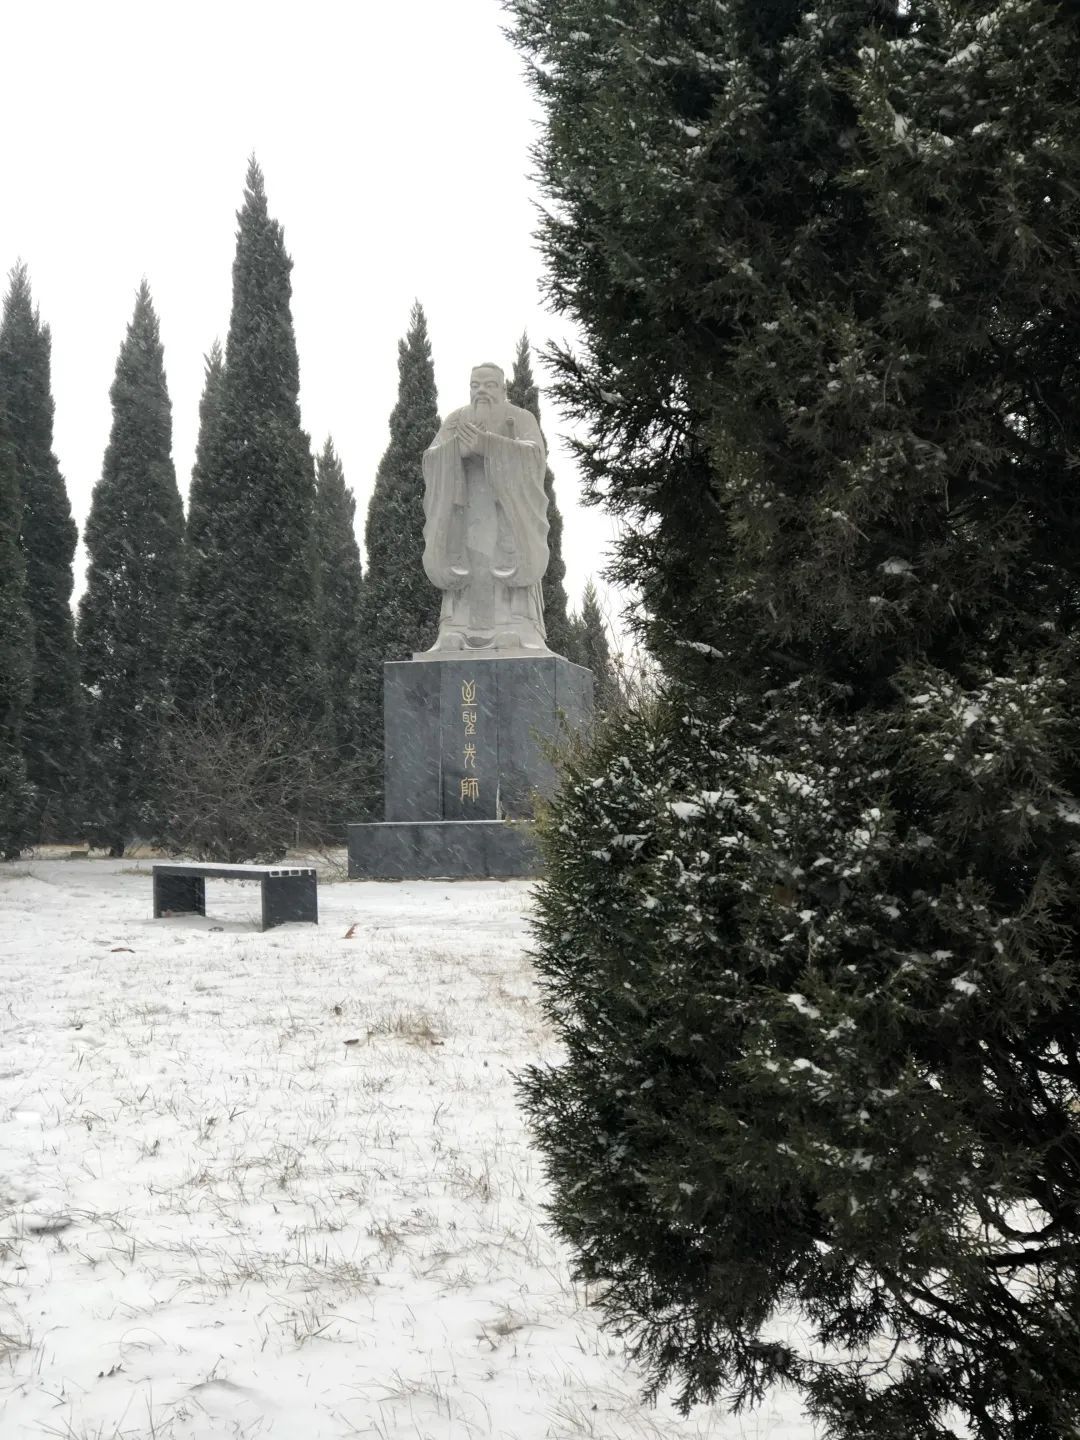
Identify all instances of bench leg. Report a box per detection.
[261,874,318,931]
[154,874,206,919]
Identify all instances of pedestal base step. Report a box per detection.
[347,820,540,881]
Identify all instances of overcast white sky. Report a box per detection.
[0,0,619,624]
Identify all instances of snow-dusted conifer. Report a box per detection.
[355,303,439,813]
[0,404,32,857]
[181,339,224,583]
[313,437,366,822]
[506,333,575,659]
[571,580,619,715]
[166,342,223,720]
[172,161,319,736]
[78,283,184,853]
[509,2,1080,1435]
[0,265,84,841]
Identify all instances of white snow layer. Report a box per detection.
[0,859,814,1439]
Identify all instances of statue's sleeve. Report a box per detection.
[485,409,549,586]
[422,415,468,590]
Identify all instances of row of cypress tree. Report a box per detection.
[0,159,614,859]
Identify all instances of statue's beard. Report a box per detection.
[471,395,508,431]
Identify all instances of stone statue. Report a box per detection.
[420,363,550,655]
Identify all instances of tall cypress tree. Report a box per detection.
[573,579,619,715]
[510,2,1080,1437]
[78,283,184,854]
[0,403,32,858]
[173,340,224,674]
[182,339,224,569]
[172,160,318,732]
[506,333,575,658]
[313,437,366,821]
[355,303,440,811]
[167,342,223,719]
[0,265,83,841]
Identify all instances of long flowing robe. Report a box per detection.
[422,403,549,643]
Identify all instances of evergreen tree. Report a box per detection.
[183,340,224,566]
[355,302,440,812]
[172,160,319,739]
[506,332,575,658]
[572,579,619,715]
[171,341,224,686]
[166,342,224,740]
[509,3,1080,1437]
[313,437,366,822]
[78,283,184,854]
[0,404,32,857]
[0,265,83,841]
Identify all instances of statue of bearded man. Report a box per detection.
[420,362,550,655]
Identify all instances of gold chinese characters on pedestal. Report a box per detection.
[459,679,480,803]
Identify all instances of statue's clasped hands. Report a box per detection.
[456,419,488,457]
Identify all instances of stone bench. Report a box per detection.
[152,862,318,932]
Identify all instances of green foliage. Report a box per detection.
[185,339,224,555]
[0,404,32,857]
[312,437,368,826]
[78,283,184,853]
[506,332,575,659]
[530,674,1080,1437]
[172,161,319,743]
[0,264,84,841]
[355,302,440,813]
[569,578,620,715]
[508,1,1080,1435]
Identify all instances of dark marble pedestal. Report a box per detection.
[347,819,539,880]
[347,654,593,880]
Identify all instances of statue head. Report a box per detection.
[470,363,507,413]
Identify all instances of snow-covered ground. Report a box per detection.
[0,859,812,1439]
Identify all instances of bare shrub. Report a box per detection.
[157,699,371,862]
